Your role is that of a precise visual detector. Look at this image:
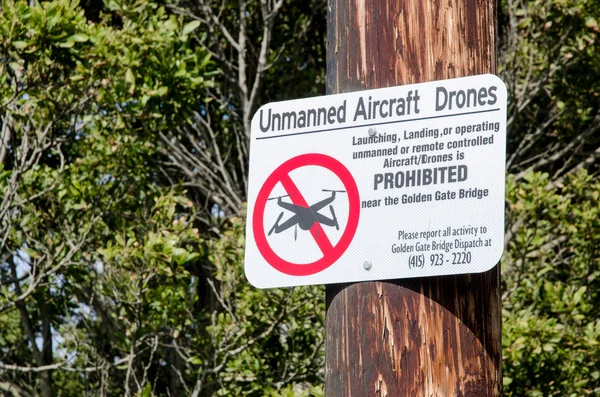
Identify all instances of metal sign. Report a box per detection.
[244,74,507,288]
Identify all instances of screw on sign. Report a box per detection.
[252,153,360,276]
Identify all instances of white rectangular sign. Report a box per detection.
[244,74,507,288]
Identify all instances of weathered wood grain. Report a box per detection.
[325,0,501,395]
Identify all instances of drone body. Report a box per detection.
[267,190,346,240]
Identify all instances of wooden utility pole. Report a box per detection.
[324,0,501,396]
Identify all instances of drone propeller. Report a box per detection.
[268,194,290,200]
[322,189,346,193]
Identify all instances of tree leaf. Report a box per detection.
[182,20,201,36]
[573,286,586,304]
[68,33,89,42]
[12,41,28,49]
[59,40,75,48]
[157,86,168,96]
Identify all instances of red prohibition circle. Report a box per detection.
[253,153,360,276]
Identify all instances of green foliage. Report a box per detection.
[201,217,325,396]
[499,0,600,391]
[501,0,600,176]
[0,0,216,394]
[503,171,600,396]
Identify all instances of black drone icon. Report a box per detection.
[268,189,346,241]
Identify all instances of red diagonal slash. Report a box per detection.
[279,173,335,256]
